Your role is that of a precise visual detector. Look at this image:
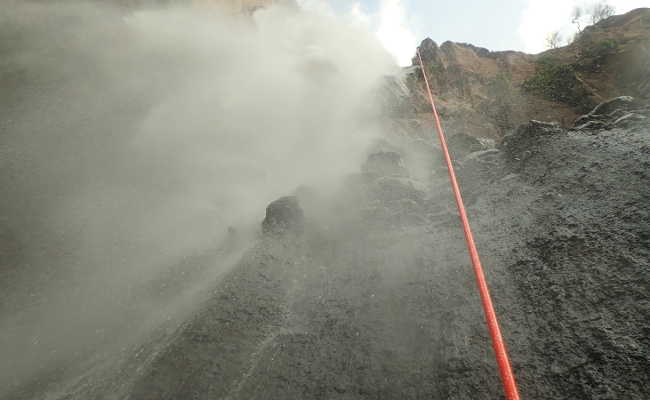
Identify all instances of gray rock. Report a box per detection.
[501,120,563,162]
[370,176,426,202]
[447,132,494,158]
[261,196,304,235]
[362,151,409,178]
[460,148,501,164]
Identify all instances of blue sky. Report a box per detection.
[334,0,529,50]
[298,0,650,65]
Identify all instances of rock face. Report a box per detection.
[261,196,304,235]
[3,7,649,400]
[58,119,645,400]
[409,39,538,139]
[488,119,650,400]
[500,120,564,164]
[447,132,495,158]
[399,8,650,140]
[362,151,409,178]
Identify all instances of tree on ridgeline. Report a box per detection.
[546,31,563,49]
[567,1,616,44]
[589,2,616,24]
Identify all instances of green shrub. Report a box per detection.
[585,39,618,57]
[522,57,592,110]
[576,39,619,71]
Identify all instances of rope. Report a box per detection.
[416,48,521,400]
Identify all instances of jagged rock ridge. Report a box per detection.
[396,8,650,141]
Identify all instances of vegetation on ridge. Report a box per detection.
[523,35,620,110]
[522,57,594,111]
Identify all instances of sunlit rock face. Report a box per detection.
[398,8,650,141]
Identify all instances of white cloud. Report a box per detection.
[296,0,417,66]
[348,2,372,28]
[518,0,650,54]
[294,0,335,15]
[375,0,418,66]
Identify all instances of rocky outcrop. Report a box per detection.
[500,120,564,163]
[407,39,538,139]
[261,196,304,235]
[362,151,409,179]
[447,132,495,158]
[112,118,650,400]
[400,8,650,141]
[3,6,649,400]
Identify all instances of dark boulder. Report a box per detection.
[362,151,409,178]
[500,120,563,163]
[261,196,304,235]
[447,132,495,159]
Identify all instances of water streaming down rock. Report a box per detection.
[0,1,395,397]
[1,3,649,400]
[10,94,646,399]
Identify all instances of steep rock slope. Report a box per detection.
[2,5,649,400]
[398,8,650,139]
[13,104,647,400]
[125,108,650,400]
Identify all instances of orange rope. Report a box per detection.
[416,48,521,400]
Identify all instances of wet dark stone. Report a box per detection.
[500,120,563,163]
[447,132,495,158]
[261,196,304,235]
[362,151,409,178]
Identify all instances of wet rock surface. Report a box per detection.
[447,132,495,158]
[4,6,650,400]
[12,117,647,400]
[493,122,650,400]
[362,151,409,179]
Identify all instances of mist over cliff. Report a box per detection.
[1,3,649,400]
[0,1,396,393]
